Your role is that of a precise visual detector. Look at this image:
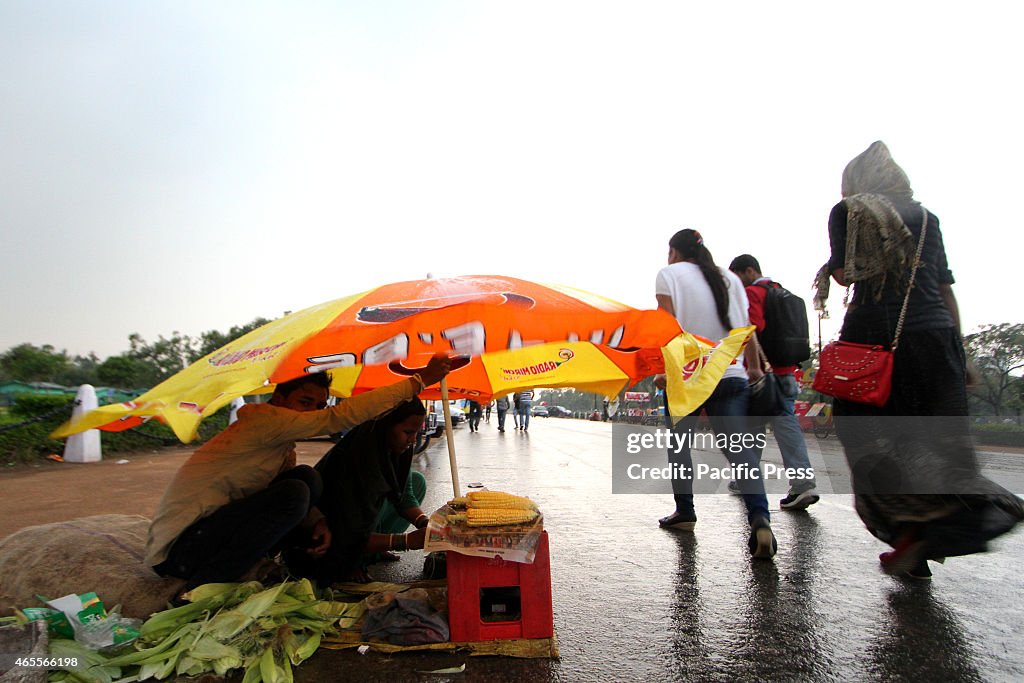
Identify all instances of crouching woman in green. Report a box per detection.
[286,399,430,584]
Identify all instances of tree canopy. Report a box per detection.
[0,344,69,383]
[0,317,274,391]
[965,323,1024,416]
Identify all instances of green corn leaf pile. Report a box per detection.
[43,579,366,683]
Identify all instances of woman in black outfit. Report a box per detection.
[819,141,1022,579]
[285,399,430,584]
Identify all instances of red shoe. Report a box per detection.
[879,536,926,576]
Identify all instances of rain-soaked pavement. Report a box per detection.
[297,416,1024,682]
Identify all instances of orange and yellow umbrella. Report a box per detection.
[54,275,752,443]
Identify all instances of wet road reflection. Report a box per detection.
[313,418,1024,682]
[666,511,836,681]
[866,586,983,682]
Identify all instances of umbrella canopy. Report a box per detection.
[55,275,697,443]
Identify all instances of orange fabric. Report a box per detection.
[55,276,683,441]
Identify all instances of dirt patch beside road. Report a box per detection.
[0,441,335,540]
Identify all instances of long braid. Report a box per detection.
[669,229,733,330]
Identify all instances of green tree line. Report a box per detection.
[0,318,271,390]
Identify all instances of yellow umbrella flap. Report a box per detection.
[481,342,630,399]
[662,327,755,420]
[52,291,370,442]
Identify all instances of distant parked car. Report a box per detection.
[415,411,444,453]
[428,400,465,425]
[547,405,573,418]
[532,406,549,417]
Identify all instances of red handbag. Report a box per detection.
[813,207,928,408]
[812,341,894,407]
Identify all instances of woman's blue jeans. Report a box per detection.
[667,377,770,523]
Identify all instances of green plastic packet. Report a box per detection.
[77,594,108,625]
[110,618,141,645]
[22,606,75,639]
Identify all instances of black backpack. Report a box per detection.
[756,281,811,367]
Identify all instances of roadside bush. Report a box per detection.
[0,421,66,464]
[9,395,75,419]
[0,396,76,464]
[972,423,1024,448]
[0,396,232,466]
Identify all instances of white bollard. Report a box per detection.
[228,397,246,424]
[63,384,102,463]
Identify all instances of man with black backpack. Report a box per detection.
[729,254,819,510]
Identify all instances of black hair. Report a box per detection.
[382,398,427,425]
[273,371,332,398]
[346,398,426,457]
[728,254,761,274]
[669,229,733,330]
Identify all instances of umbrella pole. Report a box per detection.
[439,378,461,498]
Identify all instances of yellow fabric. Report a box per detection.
[480,342,629,400]
[662,327,754,421]
[52,291,370,443]
[144,379,414,567]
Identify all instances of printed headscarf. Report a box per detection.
[813,141,918,312]
[840,141,915,200]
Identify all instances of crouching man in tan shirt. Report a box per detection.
[147,355,451,594]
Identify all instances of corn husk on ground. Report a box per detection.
[447,491,540,527]
[41,579,365,683]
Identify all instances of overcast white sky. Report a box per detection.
[2,1,1022,359]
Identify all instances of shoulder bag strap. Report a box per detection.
[890,207,929,352]
[756,338,772,373]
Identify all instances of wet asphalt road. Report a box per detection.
[299,417,1024,682]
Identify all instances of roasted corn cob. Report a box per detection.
[466,507,540,527]
[466,491,538,510]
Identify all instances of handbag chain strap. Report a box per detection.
[890,207,929,352]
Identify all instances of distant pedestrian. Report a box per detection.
[485,401,492,422]
[728,254,819,511]
[496,396,510,432]
[512,393,522,429]
[518,389,534,431]
[467,400,482,432]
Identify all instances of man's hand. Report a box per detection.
[653,374,667,390]
[306,518,331,558]
[747,366,765,383]
[420,353,453,387]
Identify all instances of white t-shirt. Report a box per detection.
[655,262,750,380]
